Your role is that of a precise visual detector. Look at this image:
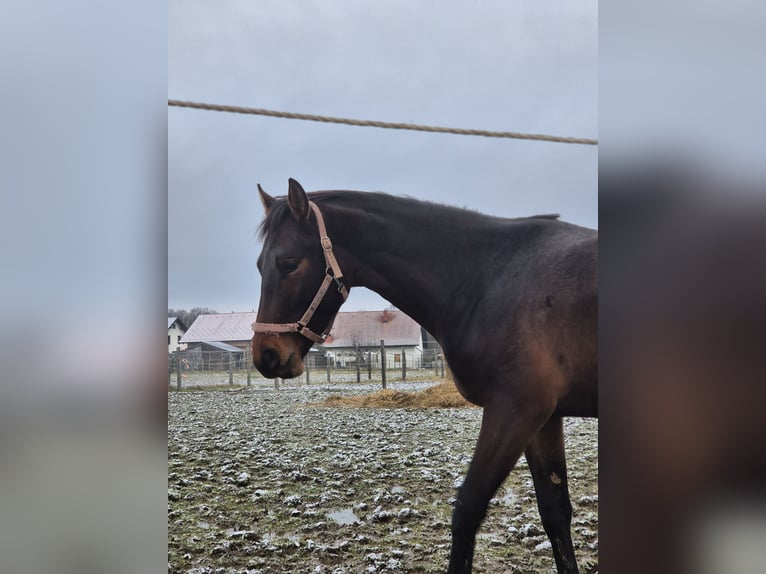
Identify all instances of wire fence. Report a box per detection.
[168,338,446,390]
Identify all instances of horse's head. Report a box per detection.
[252,179,347,378]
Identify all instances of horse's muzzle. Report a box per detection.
[252,335,305,379]
[260,347,280,373]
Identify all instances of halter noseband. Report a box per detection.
[251,201,349,344]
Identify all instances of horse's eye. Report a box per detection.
[277,258,301,273]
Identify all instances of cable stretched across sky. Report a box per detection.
[168,99,598,146]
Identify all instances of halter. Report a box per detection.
[251,201,349,344]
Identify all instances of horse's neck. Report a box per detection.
[325,199,493,341]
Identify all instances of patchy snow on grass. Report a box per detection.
[168,384,598,573]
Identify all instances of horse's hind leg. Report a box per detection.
[525,416,579,574]
[448,400,551,574]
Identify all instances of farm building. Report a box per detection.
[179,312,257,351]
[323,309,423,369]
[179,309,426,370]
[420,327,441,368]
[183,341,244,371]
[168,317,188,354]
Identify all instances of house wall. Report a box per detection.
[168,323,188,354]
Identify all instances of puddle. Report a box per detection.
[327,507,360,525]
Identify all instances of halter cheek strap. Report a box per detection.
[252,201,349,344]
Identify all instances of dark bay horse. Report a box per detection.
[252,179,597,574]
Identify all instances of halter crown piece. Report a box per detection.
[251,201,349,344]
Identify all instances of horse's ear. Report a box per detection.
[287,178,309,220]
[257,184,275,214]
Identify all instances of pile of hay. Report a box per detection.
[315,381,475,409]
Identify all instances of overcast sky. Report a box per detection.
[168,0,598,312]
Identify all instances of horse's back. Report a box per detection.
[445,219,597,414]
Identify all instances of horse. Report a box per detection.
[251,178,597,574]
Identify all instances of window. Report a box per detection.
[177,335,182,343]
[168,335,171,345]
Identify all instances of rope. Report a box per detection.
[168,99,597,146]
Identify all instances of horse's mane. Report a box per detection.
[258,190,558,240]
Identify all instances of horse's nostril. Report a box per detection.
[261,347,280,370]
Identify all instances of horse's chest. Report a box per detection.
[450,375,486,408]
[445,358,495,407]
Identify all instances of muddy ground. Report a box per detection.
[168,377,598,573]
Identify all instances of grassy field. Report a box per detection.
[168,381,598,573]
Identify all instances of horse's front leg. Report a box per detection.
[525,416,579,574]
[448,398,551,574]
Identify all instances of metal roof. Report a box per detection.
[180,312,258,344]
[168,316,188,331]
[324,310,422,348]
[189,341,243,353]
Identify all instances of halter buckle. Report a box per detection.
[320,236,333,251]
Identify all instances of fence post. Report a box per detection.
[275,377,280,390]
[402,347,407,380]
[228,352,234,385]
[326,353,331,383]
[175,346,182,391]
[355,343,361,383]
[368,349,372,380]
[441,357,445,378]
[305,355,310,385]
[380,339,386,389]
[246,346,251,387]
